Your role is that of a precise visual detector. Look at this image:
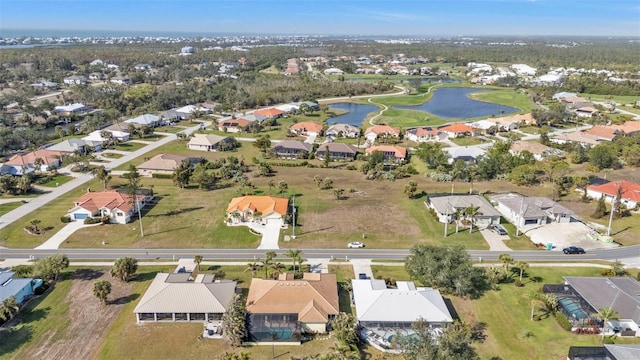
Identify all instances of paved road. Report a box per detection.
[1,246,639,264]
[0,122,208,231]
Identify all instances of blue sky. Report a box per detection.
[1,0,638,37]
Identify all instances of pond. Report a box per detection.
[327,102,379,127]
[394,87,519,119]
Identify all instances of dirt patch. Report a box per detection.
[20,269,133,359]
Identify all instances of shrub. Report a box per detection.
[151,173,172,179]
[556,312,572,331]
[532,314,541,321]
[34,282,49,295]
[84,217,103,224]
[603,336,615,344]
[514,279,522,287]
[60,216,72,223]
[346,165,357,171]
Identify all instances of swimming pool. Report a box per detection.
[559,297,588,319]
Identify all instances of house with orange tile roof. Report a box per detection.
[217,118,251,133]
[253,107,285,119]
[245,273,339,342]
[406,126,441,142]
[364,125,401,142]
[584,122,640,141]
[3,149,68,175]
[68,190,150,223]
[439,123,475,138]
[226,195,289,226]
[365,145,407,163]
[587,180,640,209]
[290,121,324,136]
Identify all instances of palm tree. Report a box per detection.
[0,296,20,322]
[498,253,514,276]
[286,249,302,274]
[404,181,417,198]
[93,280,112,305]
[313,175,322,188]
[30,219,41,233]
[244,261,262,278]
[33,157,44,175]
[594,307,620,340]
[464,205,480,234]
[262,251,277,279]
[267,179,275,195]
[194,255,203,271]
[454,209,463,233]
[333,188,344,200]
[528,292,544,321]
[92,165,112,190]
[515,260,529,282]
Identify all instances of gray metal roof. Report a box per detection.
[492,193,573,218]
[134,273,237,314]
[605,344,640,360]
[428,195,501,217]
[564,277,640,324]
[272,139,312,152]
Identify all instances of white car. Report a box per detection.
[347,241,365,248]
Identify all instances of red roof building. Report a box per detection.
[587,180,640,209]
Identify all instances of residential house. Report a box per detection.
[30,79,57,89]
[63,75,87,85]
[124,114,161,128]
[326,123,360,139]
[550,131,602,147]
[0,271,43,304]
[47,138,91,154]
[323,68,344,75]
[509,140,564,161]
[575,106,601,118]
[425,194,501,226]
[549,277,640,337]
[315,143,358,161]
[137,153,190,177]
[290,122,324,137]
[443,145,489,164]
[405,127,441,142]
[352,279,452,351]
[292,101,320,111]
[492,193,574,228]
[4,149,66,175]
[587,180,640,210]
[175,105,210,119]
[226,195,289,226]
[271,140,313,159]
[88,72,103,81]
[567,345,640,360]
[492,116,522,131]
[54,103,89,116]
[253,107,285,119]
[439,123,475,138]
[82,128,130,144]
[275,104,299,114]
[584,122,640,142]
[187,134,234,152]
[134,63,152,71]
[110,76,131,85]
[469,120,499,133]
[218,118,251,133]
[134,272,237,323]
[364,125,401,143]
[245,273,339,343]
[104,122,133,140]
[552,92,577,101]
[68,189,152,223]
[365,145,407,163]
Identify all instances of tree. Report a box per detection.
[278,180,288,194]
[194,255,203,271]
[0,296,20,322]
[464,205,480,234]
[16,175,32,194]
[123,164,144,236]
[92,165,112,191]
[322,177,333,190]
[405,244,487,298]
[33,157,44,174]
[30,219,41,233]
[415,142,449,169]
[592,195,607,219]
[253,134,271,154]
[55,125,65,140]
[400,319,481,360]
[262,251,277,279]
[313,175,322,188]
[267,179,275,194]
[498,254,514,276]
[93,280,112,305]
[589,144,618,170]
[172,159,192,189]
[404,181,417,198]
[11,265,33,278]
[333,188,344,200]
[330,312,359,347]
[34,253,69,281]
[110,257,138,282]
[594,307,620,340]
[244,261,262,278]
[222,293,247,347]
[515,260,529,282]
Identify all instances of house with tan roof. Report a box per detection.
[551,130,602,147]
[439,123,476,138]
[226,195,289,226]
[187,133,235,152]
[290,122,324,137]
[245,273,339,343]
[4,149,67,175]
[134,272,237,323]
[271,140,313,159]
[315,143,358,161]
[137,153,192,177]
[326,123,360,138]
[509,140,564,161]
[406,126,441,142]
[574,106,601,118]
[68,189,151,223]
[218,118,251,133]
[253,107,285,119]
[587,180,640,209]
[365,145,407,163]
[364,125,401,142]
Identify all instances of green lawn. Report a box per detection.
[113,142,146,152]
[153,126,184,134]
[449,136,488,147]
[0,201,23,216]
[470,88,535,113]
[579,93,640,104]
[100,152,124,159]
[35,174,74,188]
[371,265,640,359]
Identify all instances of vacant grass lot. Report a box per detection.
[36,174,74,188]
[371,265,640,359]
[113,141,147,152]
[450,136,488,147]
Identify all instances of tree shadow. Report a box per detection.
[0,324,34,354]
[145,226,191,236]
[413,191,428,199]
[110,293,140,305]
[613,226,631,236]
[206,265,221,271]
[74,269,103,281]
[132,271,158,283]
[297,226,334,236]
[526,276,543,285]
[146,207,204,218]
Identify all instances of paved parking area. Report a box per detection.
[525,222,619,251]
[480,229,512,251]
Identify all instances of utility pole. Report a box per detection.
[516,197,525,237]
[607,195,616,236]
[444,201,450,237]
[137,201,144,237]
[291,195,297,239]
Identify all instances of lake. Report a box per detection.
[327,102,379,127]
[394,87,519,119]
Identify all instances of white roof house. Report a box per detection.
[469,119,497,131]
[54,103,89,114]
[352,279,453,325]
[324,68,344,75]
[175,105,210,116]
[124,113,161,127]
[134,273,237,323]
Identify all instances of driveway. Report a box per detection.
[479,228,512,252]
[350,259,373,279]
[525,222,619,251]
[35,220,91,249]
[256,222,281,250]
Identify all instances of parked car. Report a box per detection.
[348,241,365,248]
[358,273,368,280]
[563,246,586,254]
[494,225,508,236]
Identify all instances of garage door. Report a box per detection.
[74,213,89,220]
[524,219,538,225]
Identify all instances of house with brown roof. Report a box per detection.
[315,143,358,161]
[68,189,151,223]
[4,149,68,175]
[290,122,324,137]
[509,140,564,161]
[187,133,235,151]
[253,107,285,119]
[406,127,441,142]
[226,195,289,226]
[584,122,640,142]
[326,123,360,138]
[271,140,313,159]
[439,123,475,138]
[245,273,339,343]
[364,125,401,142]
[137,153,192,177]
[365,145,407,163]
[217,118,251,133]
[587,180,640,209]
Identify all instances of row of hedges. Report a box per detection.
[151,173,172,179]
